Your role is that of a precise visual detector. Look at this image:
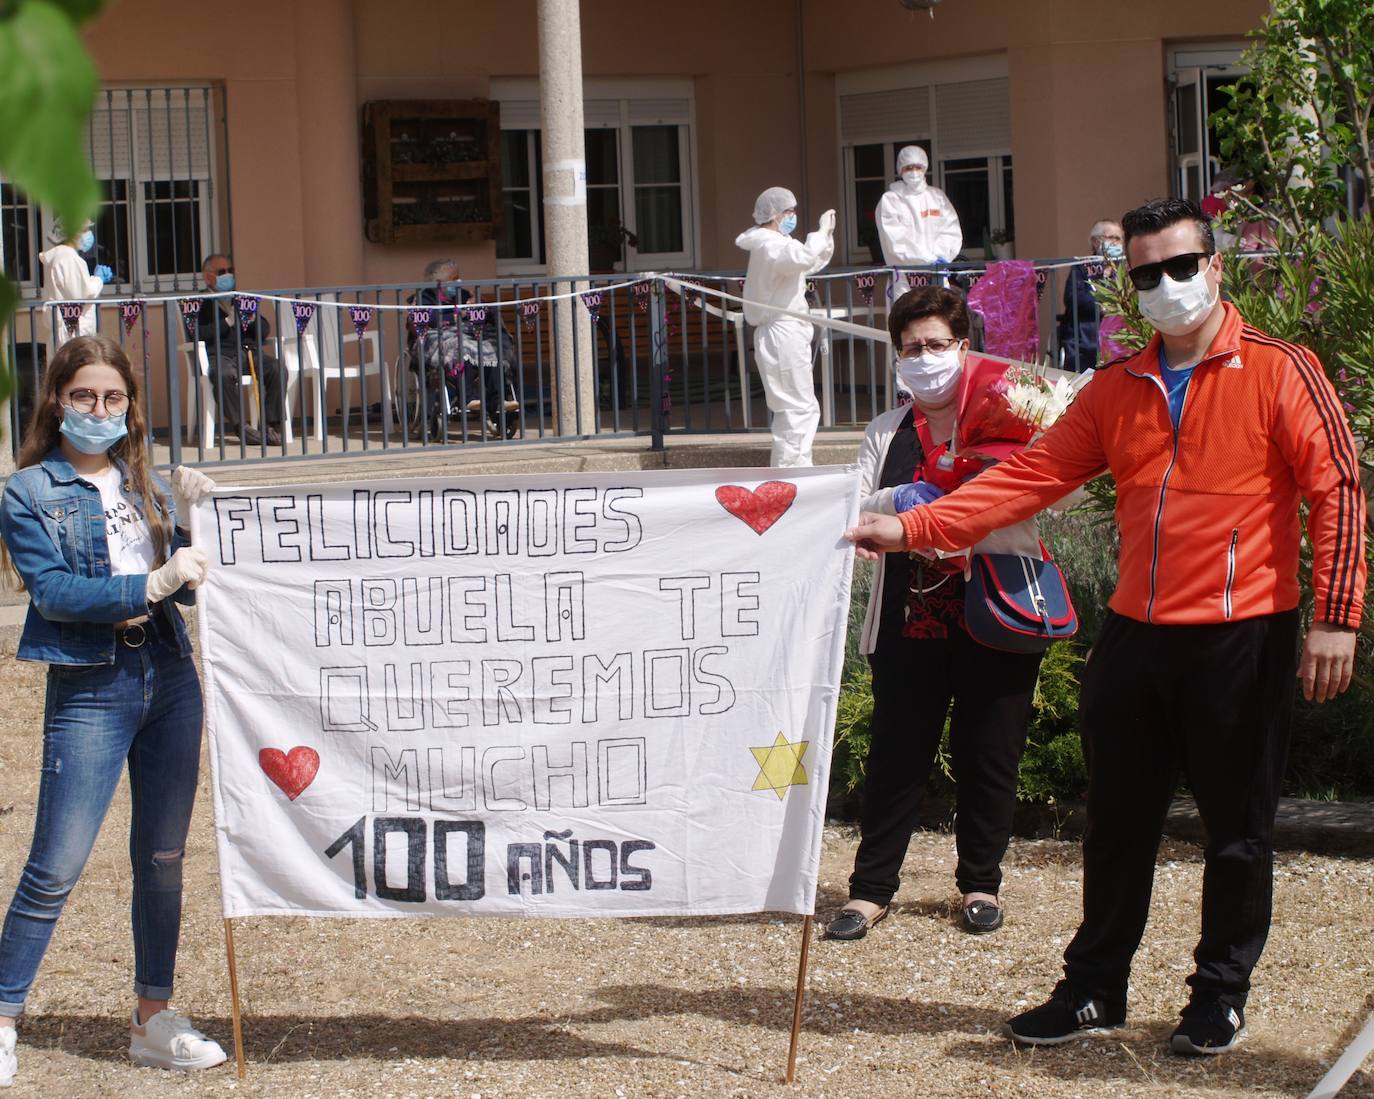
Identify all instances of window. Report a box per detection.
[493,84,695,272]
[940,154,1013,252]
[837,67,1012,262]
[845,139,928,261]
[1,184,35,287]
[1,86,225,297]
[585,128,623,269]
[1168,45,1248,201]
[498,129,541,264]
[632,125,685,254]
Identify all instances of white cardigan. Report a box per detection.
[854,405,1065,655]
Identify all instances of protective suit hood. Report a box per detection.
[735,226,776,252]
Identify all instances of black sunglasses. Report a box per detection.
[1128,251,1213,292]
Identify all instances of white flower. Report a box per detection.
[1005,374,1073,429]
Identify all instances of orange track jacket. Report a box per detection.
[897,304,1367,628]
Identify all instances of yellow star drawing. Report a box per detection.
[750,733,810,800]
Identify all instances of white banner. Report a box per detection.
[194,466,860,919]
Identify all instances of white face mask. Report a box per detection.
[901,169,927,193]
[1137,259,1220,336]
[897,346,962,405]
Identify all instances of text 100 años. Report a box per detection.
[324,816,655,902]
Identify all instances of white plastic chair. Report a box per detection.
[179,341,299,448]
[178,341,260,449]
[272,328,392,441]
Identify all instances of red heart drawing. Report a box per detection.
[715,481,798,535]
[259,746,320,801]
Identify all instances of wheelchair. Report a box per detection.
[398,315,521,441]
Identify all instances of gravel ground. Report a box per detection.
[1,654,1372,1098]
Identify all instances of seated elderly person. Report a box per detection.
[190,254,287,445]
[1057,220,1122,372]
[414,258,519,436]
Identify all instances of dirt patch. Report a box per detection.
[0,655,1371,1098]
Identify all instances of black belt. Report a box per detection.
[117,617,172,649]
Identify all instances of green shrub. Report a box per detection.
[1040,509,1119,646]
[827,570,1090,815]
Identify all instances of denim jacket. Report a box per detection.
[0,450,193,664]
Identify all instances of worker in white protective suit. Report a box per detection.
[38,219,110,361]
[876,145,963,266]
[735,187,835,467]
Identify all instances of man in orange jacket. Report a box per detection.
[846,197,1366,1056]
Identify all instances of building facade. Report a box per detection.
[0,0,1267,298]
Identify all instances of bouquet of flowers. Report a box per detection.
[888,355,1077,510]
[955,356,1074,464]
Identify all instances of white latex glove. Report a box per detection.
[818,209,837,236]
[146,547,210,603]
[171,464,217,511]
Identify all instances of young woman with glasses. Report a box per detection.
[0,335,225,1085]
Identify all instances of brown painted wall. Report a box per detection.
[82,0,1267,289]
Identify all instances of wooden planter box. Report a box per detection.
[362,99,504,245]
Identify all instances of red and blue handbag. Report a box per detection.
[964,547,1078,653]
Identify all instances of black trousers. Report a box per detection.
[205,349,286,430]
[849,629,1043,904]
[1062,609,1300,1010]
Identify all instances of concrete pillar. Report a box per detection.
[293,0,366,286]
[536,0,596,436]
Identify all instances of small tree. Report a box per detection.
[1212,0,1374,232]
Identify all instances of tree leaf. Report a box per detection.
[41,0,107,20]
[0,0,99,232]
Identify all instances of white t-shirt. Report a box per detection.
[86,468,155,576]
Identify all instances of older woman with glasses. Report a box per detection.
[0,335,226,1086]
[826,286,1049,943]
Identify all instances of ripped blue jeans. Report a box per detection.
[0,638,203,1015]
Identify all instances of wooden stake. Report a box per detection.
[1306,1012,1374,1098]
[785,914,814,1085]
[223,917,247,1080]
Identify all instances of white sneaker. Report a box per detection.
[0,1026,16,1088]
[128,1008,227,1071]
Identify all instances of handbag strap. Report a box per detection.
[912,412,951,480]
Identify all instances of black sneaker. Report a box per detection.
[1003,981,1126,1045]
[1170,1001,1244,1055]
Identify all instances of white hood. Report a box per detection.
[734,226,776,252]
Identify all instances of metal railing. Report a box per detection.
[4,258,1109,467]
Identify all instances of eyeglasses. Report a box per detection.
[209,265,234,276]
[1127,251,1213,292]
[899,337,961,356]
[63,388,129,415]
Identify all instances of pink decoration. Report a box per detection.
[964,260,1040,364]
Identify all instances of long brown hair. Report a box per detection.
[3,334,171,586]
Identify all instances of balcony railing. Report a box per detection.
[4,259,1109,467]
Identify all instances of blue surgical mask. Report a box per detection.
[1102,242,1124,261]
[59,407,128,454]
[214,273,236,293]
[76,230,95,254]
[443,280,462,300]
[779,214,798,236]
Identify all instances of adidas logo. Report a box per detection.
[1222,354,1244,370]
[1227,1007,1241,1030]
[1075,1002,1100,1025]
